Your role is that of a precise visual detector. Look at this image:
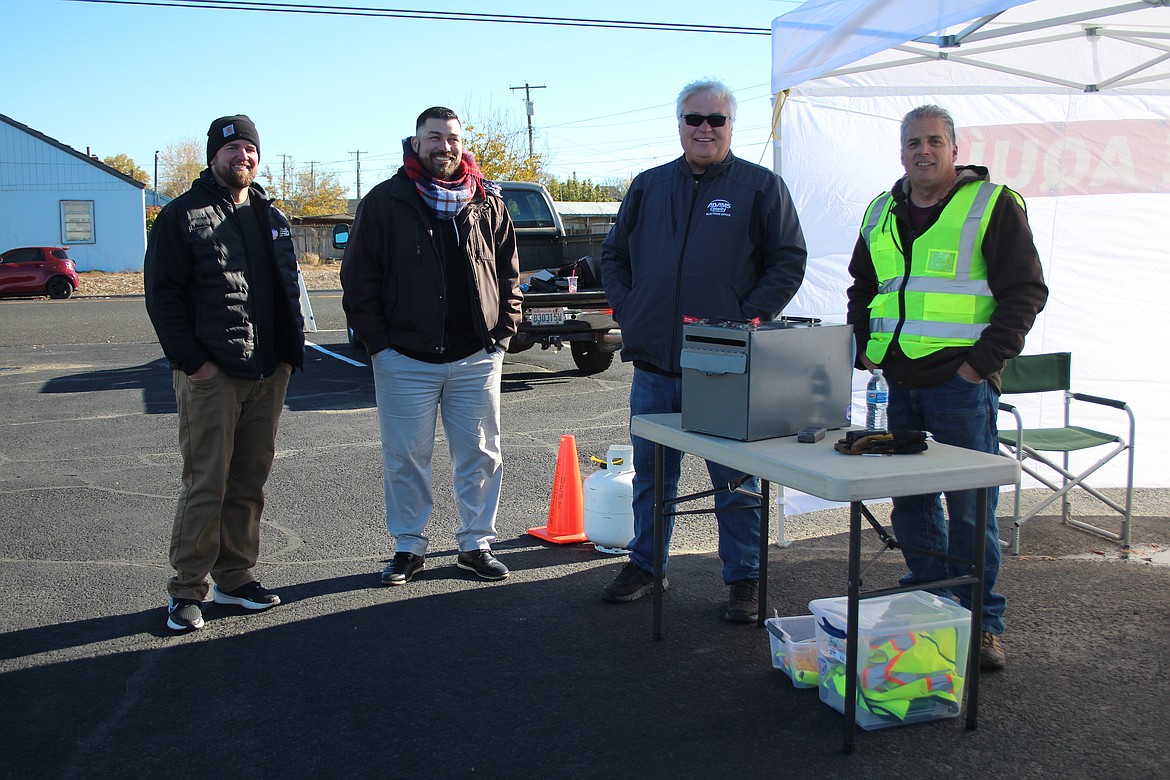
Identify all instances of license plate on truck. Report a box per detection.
[527,308,565,326]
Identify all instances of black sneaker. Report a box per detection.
[380,552,425,586]
[166,597,204,632]
[602,561,665,603]
[456,549,509,581]
[212,581,281,610]
[724,579,759,623]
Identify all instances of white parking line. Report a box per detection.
[306,340,367,367]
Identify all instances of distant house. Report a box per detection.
[1,112,147,272]
[554,201,621,235]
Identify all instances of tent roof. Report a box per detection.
[771,0,1170,95]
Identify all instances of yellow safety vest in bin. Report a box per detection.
[827,627,965,722]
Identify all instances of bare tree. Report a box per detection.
[461,105,544,182]
[157,137,205,198]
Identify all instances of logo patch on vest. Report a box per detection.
[925,249,958,275]
[705,198,732,218]
[273,227,292,240]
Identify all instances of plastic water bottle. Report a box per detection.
[866,369,889,431]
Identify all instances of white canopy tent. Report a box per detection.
[768,0,1170,514]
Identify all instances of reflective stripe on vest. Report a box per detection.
[861,181,1009,362]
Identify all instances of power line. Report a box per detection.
[66,0,772,35]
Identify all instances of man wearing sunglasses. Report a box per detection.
[599,79,807,622]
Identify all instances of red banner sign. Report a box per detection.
[959,119,1169,197]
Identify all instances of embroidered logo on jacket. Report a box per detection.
[705,198,732,218]
[272,227,292,240]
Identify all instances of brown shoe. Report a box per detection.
[980,631,1006,670]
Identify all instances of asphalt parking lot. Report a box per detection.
[1,291,1168,779]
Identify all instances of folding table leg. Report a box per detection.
[758,480,769,627]
[966,487,987,730]
[842,500,862,753]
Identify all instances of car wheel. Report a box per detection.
[47,278,74,299]
[570,340,614,374]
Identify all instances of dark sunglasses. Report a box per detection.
[681,113,729,128]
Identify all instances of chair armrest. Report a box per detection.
[1070,392,1126,410]
[1069,392,1136,446]
[997,402,1024,462]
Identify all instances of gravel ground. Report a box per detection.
[75,266,342,297]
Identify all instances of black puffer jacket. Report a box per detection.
[144,170,305,378]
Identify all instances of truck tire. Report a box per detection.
[570,340,614,374]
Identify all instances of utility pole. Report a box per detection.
[280,154,290,200]
[509,82,546,161]
[153,150,159,207]
[350,150,367,200]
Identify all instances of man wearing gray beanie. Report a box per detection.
[145,114,305,632]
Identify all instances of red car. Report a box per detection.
[0,246,80,299]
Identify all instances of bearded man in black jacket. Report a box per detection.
[145,115,305,633]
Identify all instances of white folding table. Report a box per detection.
[630,413,1020,752]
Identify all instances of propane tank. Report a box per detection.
[583,444,636,554]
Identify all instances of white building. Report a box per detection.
[1,112,146,272]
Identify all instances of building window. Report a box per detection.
[61,200,95,244]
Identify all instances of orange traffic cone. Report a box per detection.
[528,434,589,544]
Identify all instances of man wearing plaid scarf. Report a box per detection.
[342,107,523,587]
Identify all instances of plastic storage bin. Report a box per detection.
[809,591,972,731]
[764,615,820,688]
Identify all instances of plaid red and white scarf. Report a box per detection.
[402,137,499,220]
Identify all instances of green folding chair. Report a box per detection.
[997,352,1135,554]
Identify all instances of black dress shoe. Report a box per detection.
[380,552,425,586]
[456,549,509,581]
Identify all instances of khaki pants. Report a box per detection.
[167,367,289,599]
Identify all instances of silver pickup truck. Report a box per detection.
[334,181,622,374]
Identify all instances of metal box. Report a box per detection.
[680,320,854,441]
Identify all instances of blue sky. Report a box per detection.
[5,0,802,197]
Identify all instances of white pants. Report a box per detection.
[371,347,504,555]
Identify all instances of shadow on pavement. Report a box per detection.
[2,520,1169,778]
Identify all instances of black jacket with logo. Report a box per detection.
[144,170,305,377]
[600,153,807,374]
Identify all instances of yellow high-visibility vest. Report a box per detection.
[861,181,1021,364]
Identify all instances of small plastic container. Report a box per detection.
[765,614,820,689]
[809,591,972,730]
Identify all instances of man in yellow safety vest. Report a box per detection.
[846,105,1048,671]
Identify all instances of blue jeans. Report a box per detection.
[888,372,1006,635]
[627,368,761,584]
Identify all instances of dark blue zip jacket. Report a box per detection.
[600,153,807,373]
